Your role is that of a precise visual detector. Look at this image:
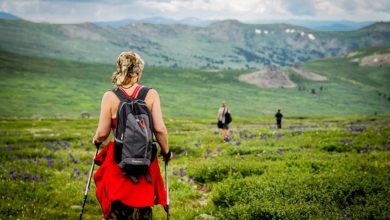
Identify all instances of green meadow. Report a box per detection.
[0,48,389,119]
[0,117,389,219]
[0,48,389,219]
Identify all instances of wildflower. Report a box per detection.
[277,149,284,155]
[173,171,178,176]
[206,149,212,155]
[275,133,284,139]
[9,168,14,175]
[235,142,241,146]
[231,167,237,172]
[195,141,201,147]
[179,168,187,177]
[384,146,390,151]
[213,131,219,135]
[217,147,223,152]
[31,175,37,181]
[23,173,29,180]
[48,160,54,168]
[76,171,81,176]
[63,141,70,148]
[339,139,352,144]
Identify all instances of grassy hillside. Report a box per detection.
[0,116,389,219]
[0,19,389,69]
[0,48,389,118]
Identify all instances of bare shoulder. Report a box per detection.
[101,90,120,106]
[102,90,116,100]
[145,88,159,108]
[147,88,159,97]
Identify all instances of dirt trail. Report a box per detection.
[239,65,296,88]
[292,65,327,81]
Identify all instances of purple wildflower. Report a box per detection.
[213,131,219,135]
[23,173,29,180]
[206,149,212,155]
[173,171,178,176]
[31,175,37,181]
[9,168,14,175]
[384,146,390,151]
[48,160,54,168]
[231,167,237,172]
[275,133,284,139]
[195,141,201,147]
[339,139,352,144]
[277,149,284,155]
[63,141,70,149]
[76,171,81,176]
[235,142,241,146]
[217,147,223,152]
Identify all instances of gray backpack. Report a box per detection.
[113,87,156,183]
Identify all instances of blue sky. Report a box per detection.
[1,0,389,23]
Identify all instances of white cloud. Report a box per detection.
[0,0,389,23]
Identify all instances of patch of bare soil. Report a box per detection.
[359,53,390,67]
[239,65,296,88]
[292,65,327,81]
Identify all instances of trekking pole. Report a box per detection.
[79,142,100,220]
[165,160,170,220]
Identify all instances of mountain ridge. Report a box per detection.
[0,18,389,69]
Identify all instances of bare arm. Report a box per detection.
[93,91,113,143]
[146,89,169,154]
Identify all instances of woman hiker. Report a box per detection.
[92,51,173,219]
[217,102,231,141]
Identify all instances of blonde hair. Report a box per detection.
[112,51,145,88]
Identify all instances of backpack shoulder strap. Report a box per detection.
[112,88,129,102]
[136,86,151,100]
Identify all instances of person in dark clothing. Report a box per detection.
[275,109,283,129]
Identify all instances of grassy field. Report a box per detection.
[0,116,389,219]
[0,48,389,119]
[0,45,389,219]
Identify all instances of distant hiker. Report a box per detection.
[217,102,232,141]
[275,109,283,129]
[92,51,172,220]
